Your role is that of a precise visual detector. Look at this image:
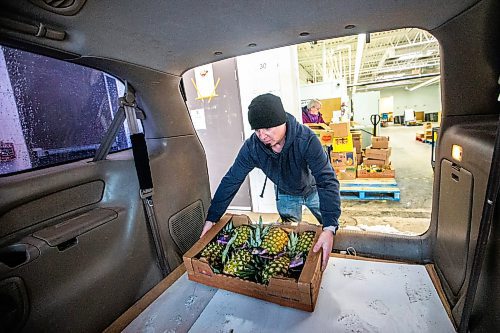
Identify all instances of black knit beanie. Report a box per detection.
[248,93,287,130]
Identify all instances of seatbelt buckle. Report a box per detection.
[140,188,154,199]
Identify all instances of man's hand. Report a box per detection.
[313,230,335,271]
[200,221,215,238]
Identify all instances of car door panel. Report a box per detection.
[0,151,161,332]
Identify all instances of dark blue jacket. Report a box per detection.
[206,113,341,228]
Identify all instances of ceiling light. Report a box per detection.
[214,51,223,56]
[452,145,463,162]
[299,32,310,37]
[345,24,356,30]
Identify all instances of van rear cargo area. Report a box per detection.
[111,255,456,332]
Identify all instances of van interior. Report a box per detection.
[0,0,499,332]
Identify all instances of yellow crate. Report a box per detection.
[333,134,354,152]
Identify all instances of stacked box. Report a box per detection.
[364,146,391,167]
[351,131,362,154]
[329,122,350,138]
[356,153,363,165]
[183,214,324,312]
[305,123,334,147]
[330,149,357,167]
[358,136,394,178]
[331,148,357,180]
[329,122,356,179]
[357,165,395,178]
[371,136,389,149]
[332,134,354,152]
[333,165,357,180]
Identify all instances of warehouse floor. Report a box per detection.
[229,124,437,236]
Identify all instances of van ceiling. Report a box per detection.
[0,0,479,75]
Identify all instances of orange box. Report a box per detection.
[183,214,324,312]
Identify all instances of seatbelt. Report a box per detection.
[93,105,145,162]
[121,83,170,277]
[458,102,500,331]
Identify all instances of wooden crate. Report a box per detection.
[183,214,324,312]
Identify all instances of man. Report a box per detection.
[200,93,341,271]
[302,99,326,124]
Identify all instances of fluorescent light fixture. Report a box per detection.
[352,33,366,94]
[408,76,440,91]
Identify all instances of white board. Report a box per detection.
[189,258,455,333]
[124,258,456,333]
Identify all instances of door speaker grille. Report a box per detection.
[168,201,204,253]
[30,0,87,15]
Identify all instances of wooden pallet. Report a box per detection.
[339,178,400,201]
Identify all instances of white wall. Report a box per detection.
[352,91,381,128]
[380,84,441,116]
[236,46,301,213]
[300,79,347,105]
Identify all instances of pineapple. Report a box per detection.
[296,231,316,254]
[261,256,291,284]
[261,231,299,284]
[200,242,224,266]
[232,225,253,247]
[216,221,234,244]
[261,227,289,255]
[223,249,254,279]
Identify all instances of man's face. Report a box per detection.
[255,123,286,147]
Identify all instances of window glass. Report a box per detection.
[0,46,129,176]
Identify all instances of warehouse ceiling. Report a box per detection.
[297,28,440,93]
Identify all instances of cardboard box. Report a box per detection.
[334,165,357,180]
[183,214,324,312]
[356,153,363,165]
[353,141,362,153]
[333,134,354,152]
[371,136,390,149]
[365,147,391,161]
[357,165,395,178]
[305,123,334,146]
[330,149,357,167]
[329,122,350,138]
[364,158,388,167]
[351,131,362,153]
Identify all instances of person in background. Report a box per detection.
[302,99,326,124]
[200,93,341,271]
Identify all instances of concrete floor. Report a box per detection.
[229,124,437,235]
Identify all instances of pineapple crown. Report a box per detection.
[222,233,238,264]
[222,221,234,234]
[248,216,271,250]
[286,231,299,256]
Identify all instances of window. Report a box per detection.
[0,46,130,176]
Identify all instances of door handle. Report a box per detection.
[0,243,40,269]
